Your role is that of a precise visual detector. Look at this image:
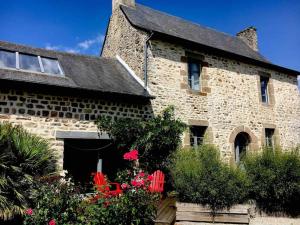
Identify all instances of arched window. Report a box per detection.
[234,132,250,163]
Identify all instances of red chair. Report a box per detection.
[93,172,123,197]
[149,170,165,193]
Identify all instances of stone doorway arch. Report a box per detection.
[229,126,258,163]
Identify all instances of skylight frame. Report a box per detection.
[0,49,64,76]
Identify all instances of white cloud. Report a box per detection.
[45,44,61,51]
[78,34,105,50]
[66,49,80,54]
[45,34,104,55]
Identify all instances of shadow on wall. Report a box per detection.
[0,84,154,123]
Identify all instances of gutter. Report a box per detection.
[144,31,154,88]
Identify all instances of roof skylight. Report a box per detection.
[0,50,16,69]
[0,49,64,76]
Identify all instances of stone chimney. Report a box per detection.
[112,0,135,11]
[236,26,258,51]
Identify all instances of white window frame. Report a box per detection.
[38,56,45,73]
[0,50,64,76]
[16,52,20,69]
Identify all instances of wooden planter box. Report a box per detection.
[175,202,250,224]
[155,199,300,225]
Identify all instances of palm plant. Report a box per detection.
[0,122,56,221]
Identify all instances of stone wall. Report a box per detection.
[0,88,152,169]
[147,39,300,162]
[102,7,148,81]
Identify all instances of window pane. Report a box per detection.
[190,126,207,147]
[19,53,41,72]
[41,57,62,75]
[188,61,201,91]
[260,77,269,103]
[0,50,16,68]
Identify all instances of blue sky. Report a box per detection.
[0,0,299,74]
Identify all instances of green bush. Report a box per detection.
[97,106,187,173]
[0,123,56,221]
[243,147,300,215]
[170,145,249,212]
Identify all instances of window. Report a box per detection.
[190,126,206,147]
[234,132,250,163]
[0,50,16,69]
[19,53,41,72]
[260,76,269,103]
[265,128,275,148]
[188,59,201,91]
[0,49,64,76]
[41,57,63,75]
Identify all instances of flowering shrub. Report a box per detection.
[81,149,160,225]
[82,168,160,225]
[23,176,83,225]
[24,149,160,225]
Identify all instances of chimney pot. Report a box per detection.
[112,0,135,11]
[237,26,258,51]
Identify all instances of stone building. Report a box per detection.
[102,0,300,163]
[0,41,153,182]
[0,0,299,180]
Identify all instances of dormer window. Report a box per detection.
[0,49,64,76]
[188,59,201,91]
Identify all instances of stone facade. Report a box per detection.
[102,8,300,163]
[0,88,152,169]
[102,7,148,81]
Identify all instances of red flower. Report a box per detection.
[137,171,145,177]
[147,175,153,181]
[25,208,33,216]
[131,178,145,187]
[121,183,130,190]
[123,149,138,161]
[131,180,138,187]
[49,219,56,225]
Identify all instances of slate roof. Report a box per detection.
[121,4,300,75]
[0,41,151,98]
